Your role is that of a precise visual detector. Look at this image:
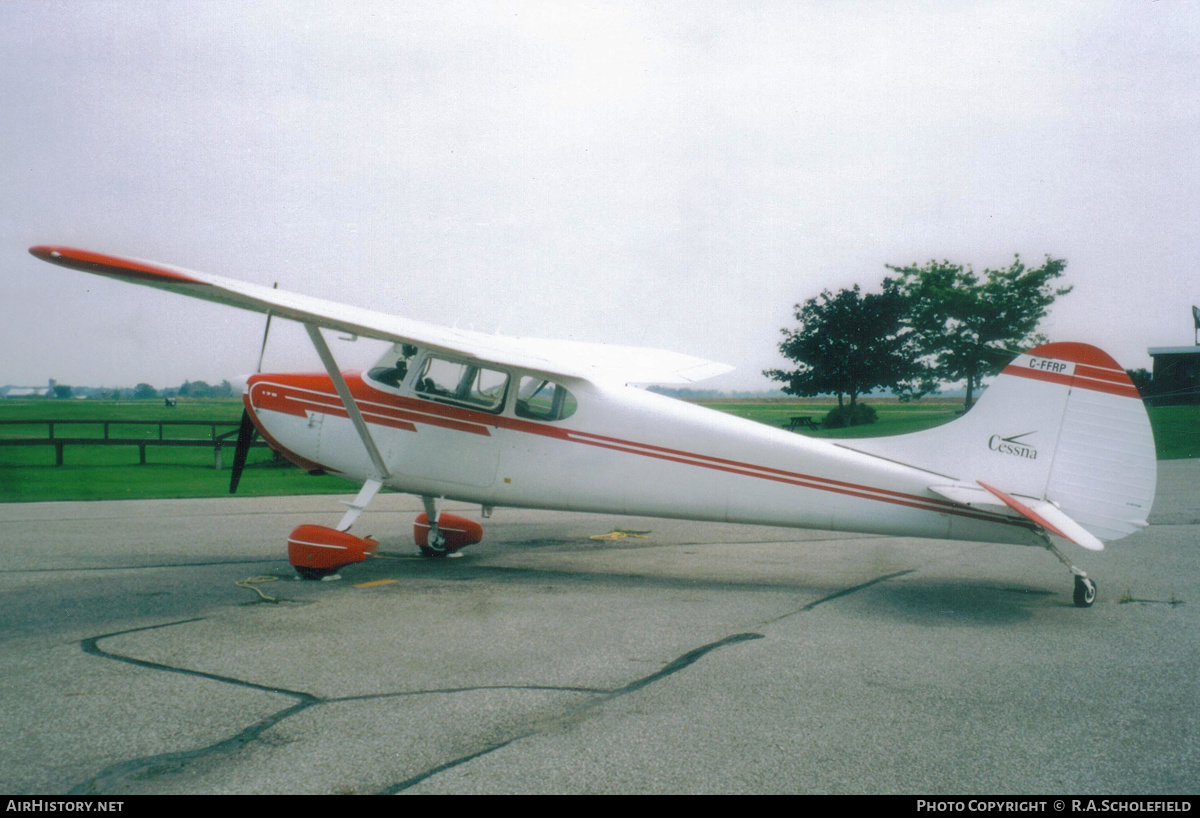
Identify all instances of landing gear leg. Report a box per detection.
[1041,533,1097,608]
[335,478,383,532]
[418,496,449,558]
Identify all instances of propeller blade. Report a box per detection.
[229,408,257,494]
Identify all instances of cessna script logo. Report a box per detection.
[989,431,1038,460]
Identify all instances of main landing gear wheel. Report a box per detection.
[1074,575,1097,608]
[418,533,450,560]
[295,565,338,581]
[414,508,482,558]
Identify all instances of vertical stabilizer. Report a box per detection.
[843,343,1156,544]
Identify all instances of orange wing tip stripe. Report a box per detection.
[30,246,209,287]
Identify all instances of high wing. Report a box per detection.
[29,246,732,386]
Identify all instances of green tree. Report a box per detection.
[884,256,1071,410]
[133,383,158,399]
[764,286,922,421]
[1126,368,1152,397]
[179,380,212,398]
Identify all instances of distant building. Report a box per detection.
[1148,346,1200,406]
[1,379,64,398]
[1,385,51,398]
[1148,306,1200,405]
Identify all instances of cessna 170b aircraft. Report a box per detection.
[29,246,1157,607]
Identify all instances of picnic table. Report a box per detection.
[786,415,821,432]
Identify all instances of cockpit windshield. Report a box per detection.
[366,343,418,389]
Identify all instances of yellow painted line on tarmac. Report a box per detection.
[354,579,399,588]
[589,529,651,541]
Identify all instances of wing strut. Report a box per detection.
[304,322,391,481]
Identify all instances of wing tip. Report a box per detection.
[29,245,208,286]
[29,245,61,262]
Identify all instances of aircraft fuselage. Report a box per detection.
[244,369,1040,547]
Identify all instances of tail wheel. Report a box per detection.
[1073,576,1097,607]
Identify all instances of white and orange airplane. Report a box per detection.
[30,246,1157,606]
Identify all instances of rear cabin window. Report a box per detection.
[415,356,509,413]
[515,376,577,422]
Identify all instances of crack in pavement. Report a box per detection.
[382,572,911,793]
[69,570,906,794]
[381,632,765,794]
[770,569,915,622]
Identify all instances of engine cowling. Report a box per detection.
[414,512,483,557]
[287,524,377,579]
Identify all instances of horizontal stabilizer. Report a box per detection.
[976,481,1105,551]
[930,483,1106,551]
[928,483,1011,511]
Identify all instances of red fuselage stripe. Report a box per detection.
[250,379,487,436]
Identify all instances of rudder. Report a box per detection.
[1029,343,1156,542]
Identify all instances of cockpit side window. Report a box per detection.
[415,355,509,413]
[514,376,577,422]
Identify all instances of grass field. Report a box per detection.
[0,399,350,502]
[1,396,1195,502]
[1141,404,1200,460]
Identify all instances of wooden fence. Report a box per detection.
[0,419,272,468]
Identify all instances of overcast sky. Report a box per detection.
[2,0,1197,392]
